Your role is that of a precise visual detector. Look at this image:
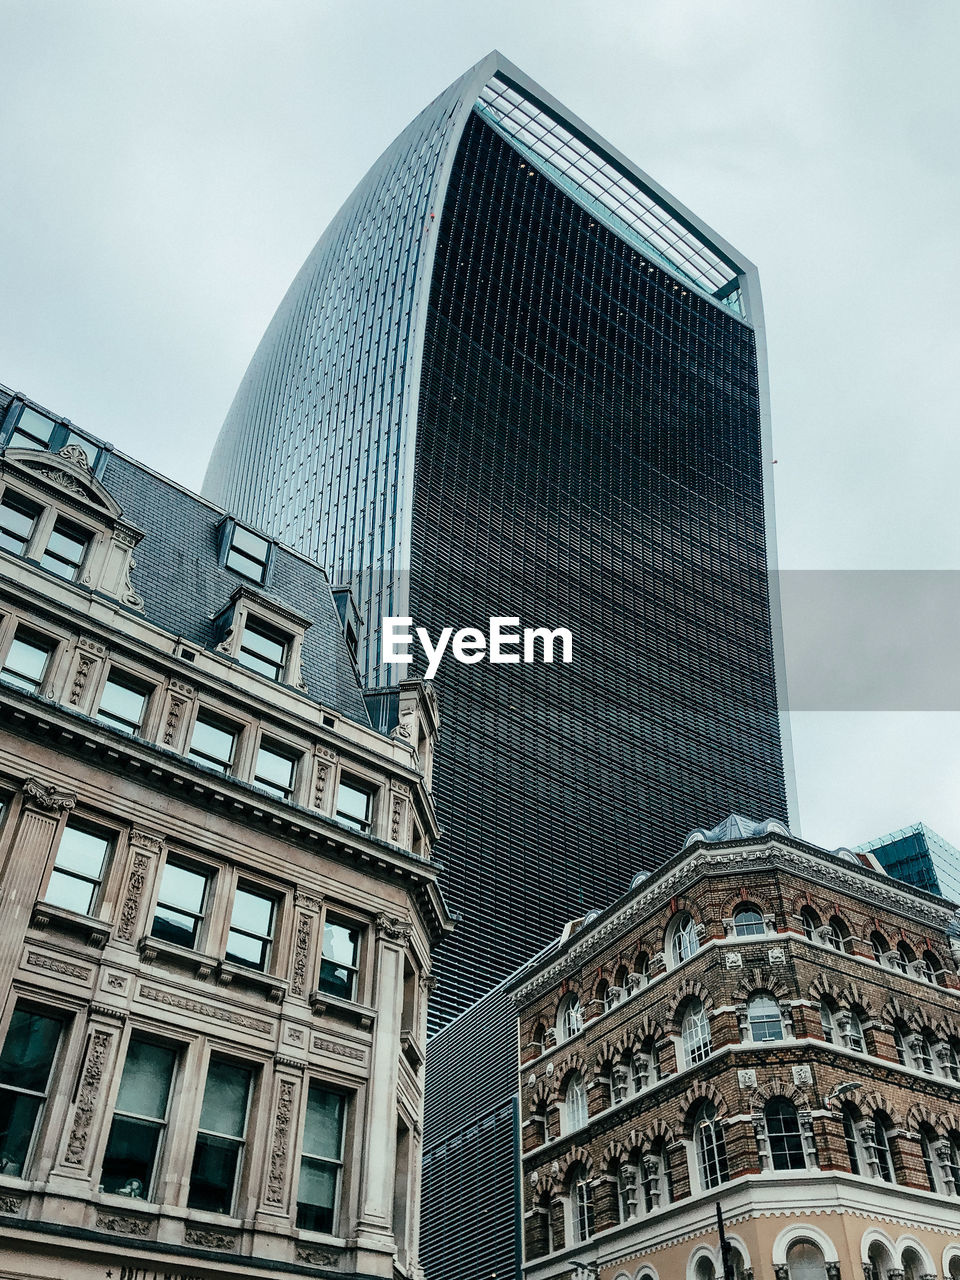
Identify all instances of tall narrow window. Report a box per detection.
[765,1099,806,1170]
[318,918,361,1001]
[237,619,288,682]
[841,1105,862,1174]
[188,712,238,775]
[188,1059,253,1213]
[296,1084,345,1232]
[226,885,276,971]
[101,1037,177,1197]
[681,999,712,1066]
[564,1073,588,1132]
[693,1102,729,1189]
[335,776,373,833]
[152,860,210,949]
[44,820,112,915]
[40,518,89,582]
[873,1113,896,1182]
[557,993,582,1043]
[0,492,40,556]
[0,1007,63,1175]
[253,739,299,800]
[1,629,54,694]
[670,912,699,965]
[569,1166,594,1242]
[225,526,270,583]
[96,671,152,735]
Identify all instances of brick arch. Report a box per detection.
[906,1101,957,1136]
[600,1137,631,1168]
[550,986,586,1025]
[680,1080,728,1133]
[882,996,922,1032]
[808,975,877,1019]
[627,1116,677,1151]
[662,898,706,949]
[732,967,792,1003]
[555,1052,588,1094]
[670,978,715,1027]
[591,973,611,1001]
[933,1014,960,1042]
[749,1075,810,1114]
[846,1085,903,1127]
[788,891,826,920]
[526,1080,552,1113]
[720,889,773,921]
[557,1144,595,1183]
[611,1016,665,1059]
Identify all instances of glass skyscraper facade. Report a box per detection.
[858,822,960,903]
[204,52,795,1031]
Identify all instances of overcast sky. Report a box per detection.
[3,0,959,855]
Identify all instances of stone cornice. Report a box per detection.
[510,837,958,1004]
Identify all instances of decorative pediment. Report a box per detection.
[3,446,133,528]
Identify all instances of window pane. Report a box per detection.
[336,779,371,829]
[254,743,296,795]
[322,921,359,969]
[198,1060,251,1139]
[188,1133,241,1213]
[157,862,207,914]
[226,928,267,968]
[101,1115,161,1196]
[97,675,149,733]
[52,824,110,879]
[45,868,99,915]
[0,1090,43,1174]
[0,494,39,555]
[231,526,269,560]
[230,887,273,938]
[238,622,287,681]
[8,407,54,449]
[303,1084,344,1160]
[188,715,237,771]
[0,1009,61,1091]
[2,634,52,692]
[115,1040,176,1120]
[296,1157,338,1231]
[40,521,89,581]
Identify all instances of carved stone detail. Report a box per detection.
[295,891,322,912]
[129,828,164,855]
[57,444,92,471]
[25,952,90,981]
[296,1246,336,1265]
[377,913,413,944]
[22,777,77,813]
[184,1227,237,1249]
[265,1079,296,1205]
[95,1212,149,1236]
[116,851,151,943]
[312,1035,366,1062]
[291,912,313,997]
[69,653,97,705]
[137,985,272,1034]
[0,1194,24,1215]
[162,695,188,746]
[65,1029,110,1165]
[391,792,405,843]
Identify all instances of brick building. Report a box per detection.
[0,384,451,1280]
[511,815,960,1280]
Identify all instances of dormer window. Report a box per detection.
[0,492,41,555]
[39,517,90,582]
[6,406,55,451]
[238,618,288,682]
[226,525,270,584]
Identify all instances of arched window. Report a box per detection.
[694,1258,717,1280]
[692,1101,728,1189]
[867,1241,895,1280]
[838,1007,865,1053]
[633,951,650,988]
[596,978,610,1010]
[764,1098,806,1169]
[631,1040,657,1093]
[872,1111,896,1182]
[946,1039,960,1081]
[641,1143,669,1209]
[614,964,629,990]
[536,1193,555,1255]
[870,930,889,963]
[564,1073,588,1132]
[893,1020,911,1065]
[669,912,699,966]
[819,1002,835,1043]
[920,949,945,985]
[945,1129,960,1194]
[919,1123,942,1192]
[613,1160,635,1222]
[800,907,821,940]
[733,905,765,936]
[567,1164,594,1243]
[786,1240,828,1280]
[680,998,712,1067]
[949,1259,960,1280]
[557,993,582,1043]
[897,940,916,972]
[915,1031,938,1075]
[827,915,853,953]
[901,1247,928,1280]
[531,1023,546,1054]
[747,993,784,1042]
[841,1102,865,1174]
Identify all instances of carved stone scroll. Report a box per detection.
[64,1029,111,1166]
[265,1078,296,1206]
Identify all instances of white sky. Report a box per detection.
[2,0,959,854]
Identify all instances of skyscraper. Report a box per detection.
[204,52,795,1028]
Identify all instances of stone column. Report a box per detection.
[354,913,410,1266]
[256,1063,304,1224]
[0,778,75,998]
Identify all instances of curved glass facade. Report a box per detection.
[204,53,792,1029]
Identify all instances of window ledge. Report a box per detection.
[400,1028,424,1070]
[137,937,286,1000]
[308,989,376,1030]
[218,957,286,1003]
[31,900,108,948]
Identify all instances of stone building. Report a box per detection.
[0,384,450,1280]
[512,815,960,1280]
